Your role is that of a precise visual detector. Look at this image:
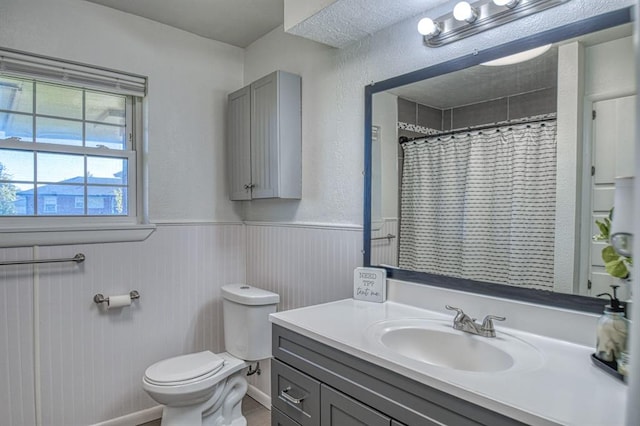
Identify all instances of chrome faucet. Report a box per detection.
[445,305,505,338]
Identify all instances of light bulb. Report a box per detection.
[417,18,441,37]
[493,0,519,7]
[453,2,478,23]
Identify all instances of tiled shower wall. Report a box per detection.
[0,222,362,425]
[398,87,558,138]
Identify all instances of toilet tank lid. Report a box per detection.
[222,284,279,305]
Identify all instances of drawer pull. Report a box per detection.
[281,386,307,405]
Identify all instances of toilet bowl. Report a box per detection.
[142,285,279,426]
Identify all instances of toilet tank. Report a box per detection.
[222,284,280,361]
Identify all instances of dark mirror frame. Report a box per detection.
[363,7,633,313]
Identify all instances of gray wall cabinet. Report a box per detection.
[227,71,302,200]
[271,325,525,426]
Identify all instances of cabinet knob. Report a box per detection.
[243,183,255,190]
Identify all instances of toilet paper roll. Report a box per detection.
[108,294,132,309]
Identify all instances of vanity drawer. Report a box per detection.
[272,358,320,426]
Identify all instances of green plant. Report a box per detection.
[593,209,633,278]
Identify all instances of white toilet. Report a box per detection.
[142,284,279,426]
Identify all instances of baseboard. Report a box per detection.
[90,405,162,426]
[247,384,272,409]
[91,387,267,425]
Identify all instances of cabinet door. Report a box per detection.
[320,385,390,426]
[250,72,279,198]
[227,86,252,200]
[272,406,302,426]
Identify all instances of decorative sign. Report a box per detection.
[353,267,387,303]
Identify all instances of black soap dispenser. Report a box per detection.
[595,285,628,363]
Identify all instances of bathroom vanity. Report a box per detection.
[269,286,627,426]
[270,324,522,425]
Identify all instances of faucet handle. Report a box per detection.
[445,305,464,315]
[481,315,506,331]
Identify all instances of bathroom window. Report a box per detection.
[0,48,154,246]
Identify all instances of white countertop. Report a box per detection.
[270,299,627,426]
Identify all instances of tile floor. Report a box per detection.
[139,395,270,426]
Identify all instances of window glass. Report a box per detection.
[41,195,58,214]
[88,186,127,215]
[0,76,33,113]
[87,157,127,184]
[86,92,126,125]
[36,117,83,146]
[74,196,84,210]
[10,183,34,216]
[86,123,126,150]
[0,149,34,181]
[36,185,84,215]
[36,83,82,119]
[37,153,84,183]
[0,113,33,141]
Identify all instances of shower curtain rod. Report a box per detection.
[398,115,557,144]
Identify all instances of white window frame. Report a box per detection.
[0,47,155,247]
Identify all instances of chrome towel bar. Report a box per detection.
[0,253,85,266]
[371,234,396,242]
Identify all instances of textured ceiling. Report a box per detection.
[83,0,284,48]
[286,0,451,48]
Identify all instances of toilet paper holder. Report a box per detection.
[93,290,140,306]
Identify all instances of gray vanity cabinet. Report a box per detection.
[271,324,525,426]
[320,384,391,426]
[227,70,301,200]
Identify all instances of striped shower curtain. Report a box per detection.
[398,121,557,290]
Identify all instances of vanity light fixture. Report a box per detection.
[417,18,442,37]
[453,2,478,23]
[419,0,570,47]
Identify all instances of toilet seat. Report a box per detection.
[144,351,225,386]
[142,352,247,407]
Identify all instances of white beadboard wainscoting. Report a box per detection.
[246,222,363,311]
[0,221,363,425]
[244,222,363,400]
[1,224,246,426]
[0,246,37,426]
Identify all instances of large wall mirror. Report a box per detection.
[364,7,634,313]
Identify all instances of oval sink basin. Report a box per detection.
[367,319,542,373]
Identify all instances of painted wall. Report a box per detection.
[243,0,634,227]
[0,0,636,424]
[0,0,251,424]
